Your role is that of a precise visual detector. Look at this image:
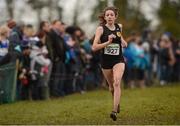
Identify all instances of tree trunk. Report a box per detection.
[37,8,41,28]
[5,0,14,19]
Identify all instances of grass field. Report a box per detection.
[0,84,180,125]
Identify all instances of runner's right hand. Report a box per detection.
[108,34,116,43]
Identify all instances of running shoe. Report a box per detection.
[110,111,117,121]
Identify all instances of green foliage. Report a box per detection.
[114,0,150,36]
[0,85,180,124]
[91,0,150,36]
[158,0,180,38]
[114,0,128,18]
[91,0,108,22]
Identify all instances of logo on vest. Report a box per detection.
[116,32,121,37]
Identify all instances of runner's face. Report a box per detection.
[104,10,116,24]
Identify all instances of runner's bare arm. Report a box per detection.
[92,26,112,52]
[118,24,127,48]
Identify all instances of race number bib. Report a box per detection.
[104,43,120,55]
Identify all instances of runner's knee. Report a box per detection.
[113,77,121,87]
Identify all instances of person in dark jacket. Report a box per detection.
[48,20,67,97]
[0,20,24,66]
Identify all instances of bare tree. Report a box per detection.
[5,0,15,19]
[26,0,62,24]
[72,0,80,26]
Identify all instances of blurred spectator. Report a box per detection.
[7,19,16,29]
[124,35,150,88]
[8,20,24,52]
[49,20,67,97]
[39,21,54,61]
[0,26,10,61]
[18,43,31,100]
[31,30,51,100]
[0,20,24,66]
[1,18,180,104]
[158,33,175,85]
[172,39,180,82]
[65,26,86,93]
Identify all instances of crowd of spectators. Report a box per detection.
[0,19,179,101]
